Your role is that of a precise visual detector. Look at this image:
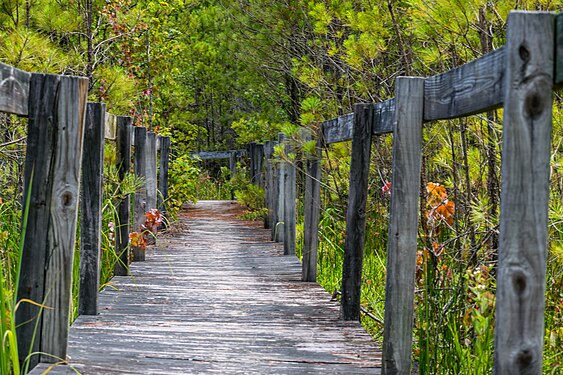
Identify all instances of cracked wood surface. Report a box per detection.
[32,200,381,374]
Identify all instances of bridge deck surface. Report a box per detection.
[32,200,381,374]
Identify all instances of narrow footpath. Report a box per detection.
[33,200,381,374]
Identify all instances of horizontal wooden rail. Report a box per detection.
[190,150,246,159]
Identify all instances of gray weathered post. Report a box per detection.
[114,116,133,276]
[254,143,265,188]
[16,73,88,368]
[340,104,374,319]
[275,133,285,242]
[269,142,280,240]
[146,132,158,212]
[302,131,322,282]
[248,142,256,182]
[133,126,148,261]
[229,151,237,177]
[79,102,105,316]
[494,11,554,374]
[158,136,171,220]
[283,139,297,255]
[264,141,275,229]
[382,77,424,374]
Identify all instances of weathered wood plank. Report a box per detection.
[556,13,563,85]
[373,99,395,134]
[146,132,158,212]
[322,113,354,144]
[79,103,105,316]
[191,150,245,160]
[104,113,117,140]
[16,73,88,369]
[340,104,374,320]
[382,77,424,375]
[424,47,505,121]
[494,12,554,374]
[254,144,265,188]
[302,132,322,282]
[114,117,133,276]
[0,62,31,116]
[157,136,171,220]
[275,133,285,242]
[283,140,296,255]
[133,126,148,261]
[263,141,275,229]
[31,201,381,374]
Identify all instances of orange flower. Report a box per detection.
[129,231,147,250]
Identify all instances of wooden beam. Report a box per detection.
[302,131,322,282]
[79,103,105,316]
[146,132,158,217]
[322,113,354,144]
[340,104,374,320]
[494,11,554,374]
[191,150,245,160]
[283,140,296,255]
[275,133,285,242]
[133,126,148,261]
[556,13,563,85]
[263,141,276,229]
[0,62,31,116]
[16,73,88,368]
[158,136,171,221]
[373,99,395,134]
[382,77,424,375]
[114,116,133,276]
[104,113,117,140]
[424,47,505,121]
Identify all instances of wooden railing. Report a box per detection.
[0,63,171,371]
[194,11,563,374]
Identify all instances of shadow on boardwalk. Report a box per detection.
[33,200,381,374]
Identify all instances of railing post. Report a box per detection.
[229,151,237,178]
[79,102,105,316]
[16,73,88,368]
[146,132,158,213]
[264,141,275,229]
[158,136,171,223]
[302,130,322,282]
[382,77,424,374]
[340,104,374,319]
[494,11,554,374]
[114,116,133,276]
[254,143,265,188]
[133,126,147,261]
[283,138,296,255]
[275,133,285,242]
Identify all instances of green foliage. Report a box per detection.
[167,155,200,218]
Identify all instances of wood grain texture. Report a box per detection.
[302,133,322,282]
[79,103,106,316]
[29,201,381,375]
[340,104,374,320]
[104,113,117,140]
[146,132,158,214]
[556,13,563,85]
[373,99,395,134]
[283,141,297,256]
[114,117,133,277]
[157,136,171,218]
[494,12,554,374]
[17,73,88,369]
[382,77,424,375]
[0,62,31,116]
[133,127,148,261]
[263,141,275,229]
[275,133,285,243]
[322,113,354,144]
[191,150,245,160]
[424,47,505,121]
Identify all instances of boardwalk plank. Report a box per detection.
[33,201,380,374]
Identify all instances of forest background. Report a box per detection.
[1,0,563,373]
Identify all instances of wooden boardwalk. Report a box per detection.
[32,200,381,374]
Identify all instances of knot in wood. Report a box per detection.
[524,92,545,119]
[515,348,534,369]
[511,270,527,295]
[62,191,73,207]
[518,44,530,62]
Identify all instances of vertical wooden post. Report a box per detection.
[248,142,256,182]
[494,12,553,374]
[16,73,88,368]
[158,136,171,220]
[114,116,133,276]
[275,133,285,242]
[79,102,105,316]
[340,104,374,319]
[269,142,280,240]
[302,131,322,282]
[382,77,424,374]
[146,132,158,212]
[283,139,296,255]
[133,126,147,261]
[254,143,265,188]
[264,141,275,229]
[229,151,237,177]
